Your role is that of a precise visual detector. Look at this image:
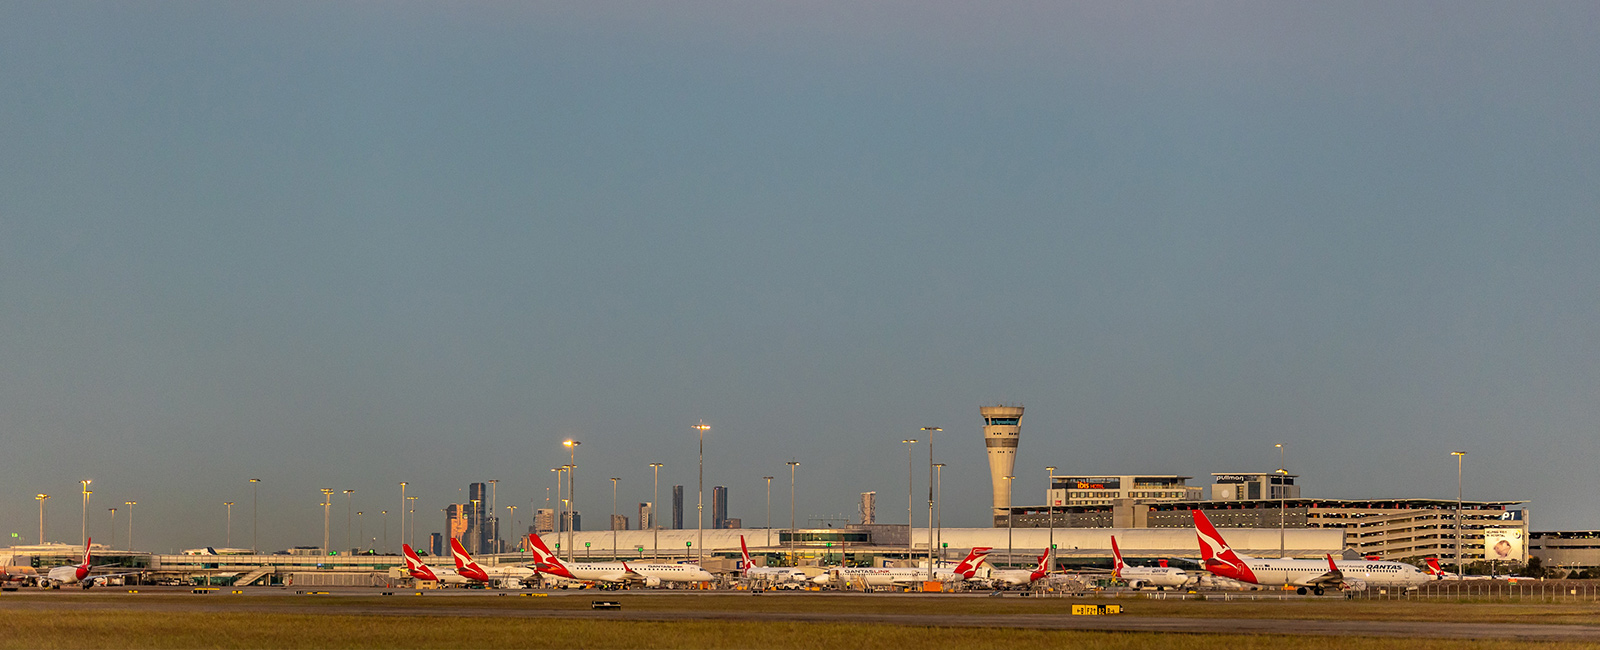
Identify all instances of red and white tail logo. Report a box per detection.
[739,535,753,568]
[1111,536,1126,577]
[952,547,992,578]
[1191,510,1254,583]
[1029,551,1051,581]
[1425,558,1443,575]
[75,538,92,581]
[401,544,438,581]
[449,537,490,582]
[526,532,573,578]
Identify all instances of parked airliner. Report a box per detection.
[1193,510,1430,595]
[1112,535,1191,590]
[527,532,714,586]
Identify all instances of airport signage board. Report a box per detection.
[1484,528,1526,563]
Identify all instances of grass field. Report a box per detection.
[1,610,1598,650]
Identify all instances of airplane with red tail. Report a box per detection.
[527,532,714,586]
[1192,510,1429,595]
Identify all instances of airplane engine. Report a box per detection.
[1125,580,1144,590]
[644,576,662,588]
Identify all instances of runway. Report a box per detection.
[4,589,1599,641]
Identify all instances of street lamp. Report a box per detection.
[398,482,408,552]
[35,494,49,545]
[650,463,663,560]
[610,477,621,559]
[488,479,499,552]
[80,480,92,548]
[343,490,355,555]
[921,427,941,581]
[250,479,261,554]
[381,510,389,554]
[224,502,235,548]
[693,421,709,563]
[124,501,136,551]
[552,467,565,540]
[356,511,364,553]
[763,476,774,548]
[108,508,118,551]
[787,461,801,566]
[320,489,335,555]
[901,438,917,562]
[564,439,581,562]
[1046,466,1057,573]
[505,505,517,553]
[933,464,945,561]
[1453,451,1467,573]
[407,496,418,549]
[1276,444,1287,558]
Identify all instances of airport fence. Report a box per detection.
[1355,579,1600,602]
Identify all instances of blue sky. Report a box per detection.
[2,2,1597,552]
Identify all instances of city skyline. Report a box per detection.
[3,2,1597,552]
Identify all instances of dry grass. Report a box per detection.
[0,611,1595,650]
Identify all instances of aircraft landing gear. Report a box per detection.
[1313,587,1325,596]
[1295,587,1307,595]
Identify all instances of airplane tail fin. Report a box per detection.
[526,532,572,576]
[953,547,992,578]
[739,535,753,568]
[1111,536,1125,577]
[1425,557,1443,575]
[449,537,489,581]
[1192,510,1249,568]
[1033,551,1050,575]
[401,544,438,581]
[81,538,92,568]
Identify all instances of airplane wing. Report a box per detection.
[1305,555,1346,587]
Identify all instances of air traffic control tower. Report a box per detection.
[981,405,1024,517]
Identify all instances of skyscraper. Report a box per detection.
[712,486,728,530]
[639,502,654,530]
[468,482,488,553]
[671,485,684,529]
[533,508,554,535]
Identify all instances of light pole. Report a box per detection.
[124,501,136,551]
[35,494,49,545]
[224,502,234,548]
[933,464,945,561]
[80,479,92,548]
[763,476,774,548]
[1003,475,1015,569]
[564,439,580,562]
[610,477,621,559]
[787,461,800,566]
[901,438,917,561]
[650,463,663,560]
[356,511,364,553]
[320,488,335,555]
[398,482,408,552]
[1046,466,1057,572]
[505,505,516,552]
[382,510,389,554]
[470,499,481,553]
[488,479,499,552]
[1453,450,1467,573]
[407,496,418,549]
[343,490,355,554]
[694,421,709,563]
[921,427,941,580]
[1276,443,1287,558]
[552,467,564,540]
[108,508,118,551]
[250,479,261,554]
